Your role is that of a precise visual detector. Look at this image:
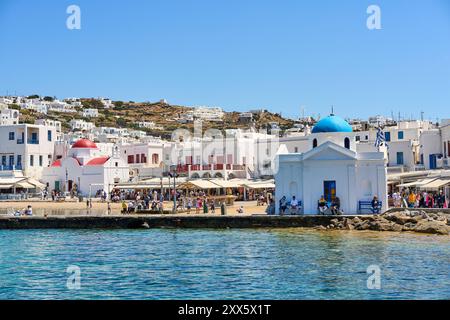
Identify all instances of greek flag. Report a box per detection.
[374,127,386,148]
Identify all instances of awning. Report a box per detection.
[178,180,221,189]
[398,178,437,188]
[420,179,450,190]
[15,182,35,189]
[242,182,275,189]
[27,178,46,189]
[208,179,247,188]
[0,184,13,189]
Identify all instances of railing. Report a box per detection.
[0,165,22,171]
[16,139,24,144]
[174,164,247,173]
[27,139,39,144]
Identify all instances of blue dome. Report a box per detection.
[312,115,353,134]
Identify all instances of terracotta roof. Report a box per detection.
[85,156,110,166]
[50,159,61,167]
[72,139,98,149]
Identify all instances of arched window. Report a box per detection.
[344,137,350,149]
[313,139,318,148]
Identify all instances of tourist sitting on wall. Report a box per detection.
[331,197,341,215]
[318,196,328,215]
[24,205,33,216]
[290,196,299,215]
[371,196,380,214]
[279,196,287,215]
[236,206,244,214]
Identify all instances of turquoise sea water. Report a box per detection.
[0,229,448,300]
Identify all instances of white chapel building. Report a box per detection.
[275,115,388,214]
[42,139,129,196]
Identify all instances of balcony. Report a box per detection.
[27,139,39,145]
[0,165,23,171]
[16,139,24,144]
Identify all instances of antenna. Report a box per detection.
[331,105,334,116]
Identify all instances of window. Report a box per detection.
[136,154,140,163]
[294,147,298,153]
[8,132,14,140]
[17,155,22,166]
[384,132,391,142]
[9,155,14,166]
[355,136,360,142]
[141,153,146,163]
[152,154,159,164]
[115,162,118,167]
[127,155,134,164]
[47,130,52,141]
[30,155,34,166]
[396,152,404,165]
[344,137,350,149]
[398,131,404,140]
[1,156,6,166]
[39,155,43,166]
[313,139,318,148]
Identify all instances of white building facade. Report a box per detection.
[275,115,388,214]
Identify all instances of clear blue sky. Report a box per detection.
[1,0,449,121]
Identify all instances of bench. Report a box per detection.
[358,201,382,214]
[284,200,302,215]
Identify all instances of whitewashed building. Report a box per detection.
[0,123,57,179]
[42,139,129,196]
[70,119,95,131]
[275,115,388,214]
[82,108,99,118]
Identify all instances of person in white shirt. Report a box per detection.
[290,196,299,214]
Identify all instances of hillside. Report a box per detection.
[20,99,297,139]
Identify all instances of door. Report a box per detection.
[55,181,60,191]
[324,181,336,204]
[429,154,437,170]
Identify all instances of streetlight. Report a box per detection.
[168,170,178,213]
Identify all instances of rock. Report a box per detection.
[345,224,354,230]
[403,222,416,230]
[314,225,327,231]
[352,217,362,224]
[354,220,371,230]
[369,218,403,232]
[330,219,339,227]
[413,220,449,235]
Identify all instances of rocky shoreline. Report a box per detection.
[315,210,450,235]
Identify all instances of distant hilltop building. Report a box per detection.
[191,106,224,122]
[81,108,99,118]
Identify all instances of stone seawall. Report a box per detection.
[0,215,358,230]
[0,211,448,235]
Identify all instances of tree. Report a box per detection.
[43,96,55,102]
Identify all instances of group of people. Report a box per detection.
[318,196,343,215]
[11,205,33,216]
[391,190,447,209]
[278,196,302,215]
